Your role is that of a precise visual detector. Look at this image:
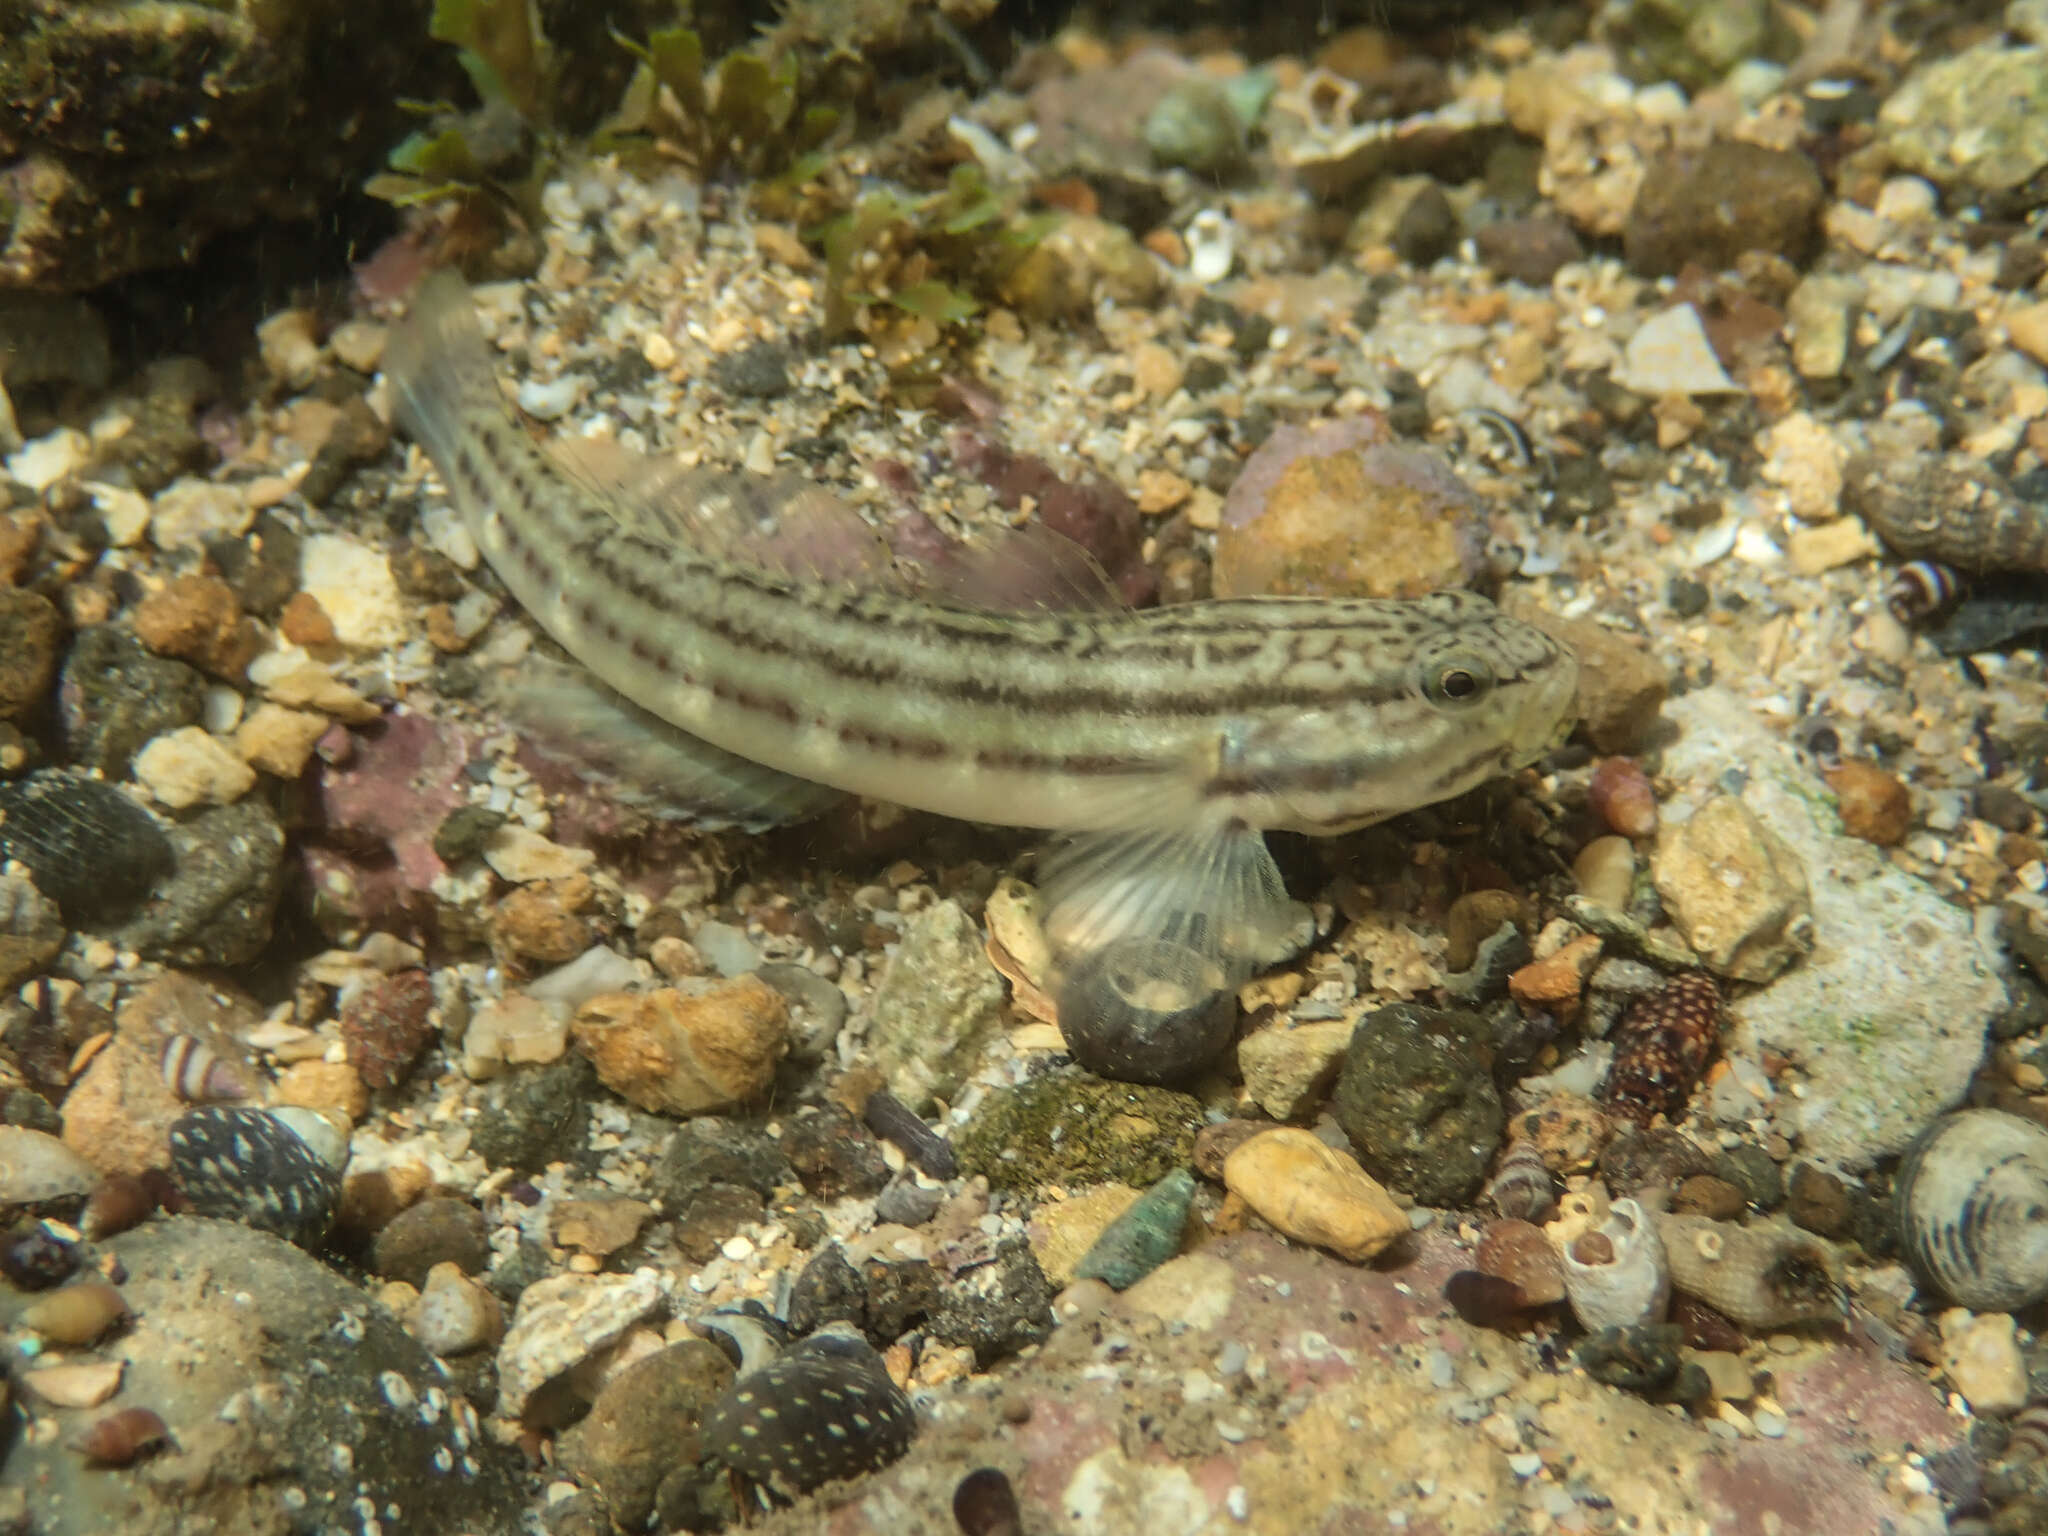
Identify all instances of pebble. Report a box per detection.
[149,477,252,549]
[468,1057,597,1173]
[1783,1161,1854,1240]
[1222,1128,1408,1263]
[551,1197,654,1257]
[60,627,207,778]
[1214,417,1488,601]
[409,1261,504,1357]
[492,883,598,966]
[495,1268,672,1423]
[1824,760,1913,847]
[1650,795,1813,983]
[874,1180,942,1228]
[555,1341,733,1529]
[1508,932,1603,1014]
[1878,41,2048,199]
[298,534,408,649]
[0,588,60,720]
[1623,140,1823,278]
[372,1196,491,1285]
[709,340,792,399]
[235,702,330,778]
[1473,214,1583,285]
[132,574,258,679]
[132,725,257,809]
[1613,305,1740,397]
[782,1103,891,1200]
[1589,757,1658,838]
[273,1058,370,1123]
[689,919,760,977]
[1939,1308,2029,1416]
[340,968,437,1090]
[0,871,62,992]
[1332,1002,1503,1206]
[1573,836,1637,913]
[1507,603,1669,754]
[571,977,789,1116]
[955,1071,1202,1192]
[863,899,1006,1113]
[483,823,596,882]
[1236,1019,1352,1120]
[1074,1168,1196,1290]
[21,1359,125,1409]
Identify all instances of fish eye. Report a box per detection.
[1424,656,1495,708]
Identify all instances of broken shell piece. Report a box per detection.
[1655,1213,1844,1331]
[1561,1197,1668,1332]
[1185,209,1236,286]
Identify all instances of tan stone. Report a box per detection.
[2009,301,2048,369]
[1651,795,1814,982]
[1236,1020,1353,1121]
[1222,1127,1408,1263]
[552,1198,655,1257]
[274,1058,371,1123]
[1029,1184,1141,1289]
[571,978,788,1116]
[1505,601,1669,753]
[235,702,330,778]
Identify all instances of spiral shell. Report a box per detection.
[75,1406,169,1466]
[159,1034,247,1103]
[1655,1214,1844,1330]
[1886,560,1963,624]
[23,1280,130,1346]
[1846,451,2048,574]
[701,1324,918,1502]
[1561,1198,1669,1332]
[1895,1109,2048,1312]
[1484,1140,1558,1223]
[1602,974,1721,1129]
[168,1106,346,1247]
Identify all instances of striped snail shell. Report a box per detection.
[1560,1197,1669,1333]
[1846,451,2048,574]
[1895,1109,2048,1312]
[1885,561,1963,624]
[159,1034,248,1103]
[1484,1140,1557,1223]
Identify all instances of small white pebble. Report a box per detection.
[1507,1452,1543,1478]
[1753,1406,1788,1438]
[1225,1486,1249,1521]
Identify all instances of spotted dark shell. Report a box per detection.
[1602,973,1720,1129]
[702,1331,918,1501]
[168,1107,344,1247]
[0,772,172,923]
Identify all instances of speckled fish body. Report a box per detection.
[386,272,1577,999]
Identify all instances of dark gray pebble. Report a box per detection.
[371,1196,490,1286]
[1332,1002,1504,1207]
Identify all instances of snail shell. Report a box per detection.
[1560,1197,1669,1333]
[1895,1108,2048,1312]
[159,1034,247,1103]
[1054,935,1235,1086]
[1655,1213,1844,1330]
[1846,451,2048,574]
[75,1406,170,1466]
[1886,560,1963,624]
[1484,1140,1558,1222]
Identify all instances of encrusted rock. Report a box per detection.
[863,899,1006,1114]
[1651,795,1813,983]
[572,979,788,1116]
[495,1268,672,1424]
[1332,1003,1503,1206]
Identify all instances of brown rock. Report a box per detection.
[1624,141,1824,278]
[1445,889,1530,972]
[274,1058,371,1123]
[1651,795,1814,982]
[1193,1118,1273,1182]
[1215,418,1487,601]
[1507,933,1603,1012]
[1474,214,1583,285]
[371,1196,490,1286]
[1221,1127,1408,1263]
[572,978,789,1116]
[1672,1174,1747,1221]
[1505,602,1669,752]
[0,513,40,586]
[555,1341,733,1531]
[0,587,60,719]
[551,1198,655,1257]
[1825,760,1912,847]
[339,969,436,1091]
[60,972,260,1177]
[131,574,258,678]
[492,881,596,967]
[333,1161,431,1242]
[277,590,337,648]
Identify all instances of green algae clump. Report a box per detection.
[955,1071,1203,1192]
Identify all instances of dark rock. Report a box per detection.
[787,1244,868,1337]
[1,1217,524,1534]
[339,969,436,1091]
[392,542,469,603]
[371,1197,491,1286]
[1391,181,1459,266]
[1598,1126,1712,1201]
[433,804,506,865]
[555,1340,733,1531]
[1576,1322,1709,1404]
[115,797,285,966]
[0,588,60,721]
[1785,1161,1855,1240]
[928,1237,1053,1367]
[1332,1003,1504,1206]
[1666,574,1711,618]
[709,340,793,399]
[784,1243,942,1346]
[1623,140,1824,278]
[204,512,301,618]
[297,398,391,507]
[1474,214,1583,285]
[57,626,205,778]
[1712,1144,1784,1211]
[873,1179,942,1228]
[0,1219,80,1288]
[0,1087,60,1135]
[648,1118,792,1212]
[89,360,215,493]
[672,1182,767,1264]
[469,1057,597,1174]
[0,771,171,925]
[781,1103,890,1200]
[954,1071,1203,1192]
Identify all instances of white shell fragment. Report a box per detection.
[1614,305,1741,397]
